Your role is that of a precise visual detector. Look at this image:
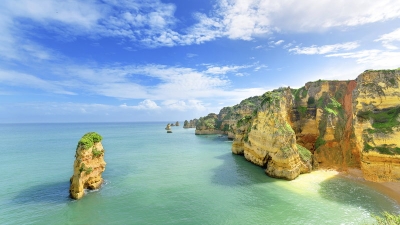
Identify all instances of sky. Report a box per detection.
[1,0,400,123]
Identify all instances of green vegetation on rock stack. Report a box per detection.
[77,132,103,150]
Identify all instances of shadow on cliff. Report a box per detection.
[318,175,398,214]
[210,152,277,187]
[12,181,72,204]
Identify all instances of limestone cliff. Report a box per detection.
[353,70,400,182]
[70,132,106,200]
[191,69,400,182]
[235,89,312,180]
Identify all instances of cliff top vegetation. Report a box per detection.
[77,132,103,150]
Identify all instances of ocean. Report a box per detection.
[0,122,399,225]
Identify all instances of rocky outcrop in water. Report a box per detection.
[70,132,106,200]
[166,124,172,133]
[194,69,400,181]
[183,119,198,128]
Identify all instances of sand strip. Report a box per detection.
[339,168,400,205]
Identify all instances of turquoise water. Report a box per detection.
[0,122,399,225]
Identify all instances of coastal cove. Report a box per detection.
[0,122,399,224]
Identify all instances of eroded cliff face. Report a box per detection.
[353,70,400,182]
[191,69,400,182]
[238,90,312,180]
[292,80,360,170]
[70,132,106,200]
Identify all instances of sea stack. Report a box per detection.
[70,132,106,200]
[166,124,172,133]
[175,121,180,126]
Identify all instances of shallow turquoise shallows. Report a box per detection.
[0,122,399,225]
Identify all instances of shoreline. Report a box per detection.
[338,168,400,206]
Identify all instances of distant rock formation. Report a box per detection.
[194,69,400,182]
[175,121,180,126]
[70,132,106,200]
[183,119,198,128]
[166,124,172,133]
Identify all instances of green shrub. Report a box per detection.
[298,106,307,117]
[357,107,400,134]
[297,144,312,161]
[243,134,249,142]
[372,212,400,224]
[92,147,103,158]
[315,137,326,149]
[77,132,103,150]
[237,115,252,127]
[85,167,93,175]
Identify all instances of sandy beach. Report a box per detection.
[339,168,400,205]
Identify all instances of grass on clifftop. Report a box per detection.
[77,132,103,150]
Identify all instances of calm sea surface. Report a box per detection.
[0,122,399,225]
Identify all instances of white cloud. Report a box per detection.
[3,0,399,49]
[186,53,198,58]
[192,0,400,42]
[205,65,248,75]
[289,42,360,55]
[4,0,102,28]
[326,50,400,69]
[0,70,75,95]
[120,99,160,110]
[283,43,293,49]
[162,99,206,111]
[375,28,400,50]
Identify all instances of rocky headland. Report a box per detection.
[70,132,106,200]
[183,119,198,128]
[191,69,400,182]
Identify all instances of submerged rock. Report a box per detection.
[70,132,106,200]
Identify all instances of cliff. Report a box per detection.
[70,132,106,200]
[192,69,400,182]
[353,70,400,182]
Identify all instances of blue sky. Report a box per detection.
[1,0,400,123]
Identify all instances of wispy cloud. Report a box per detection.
[161,99,206,111]
[0,70,75,95]
[186,53,198,58]
[120,99,160,110]
[3,0,400,49]
[274,40,284,45]
[375,28,400,50]
[289,42,360,55]
[326,50,400,69]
